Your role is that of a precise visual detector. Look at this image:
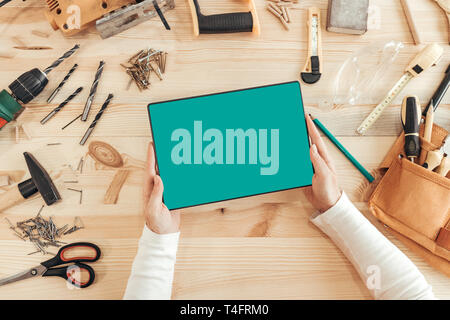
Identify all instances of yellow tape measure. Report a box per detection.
[357,43,444,135]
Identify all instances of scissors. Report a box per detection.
[0,242,101,289]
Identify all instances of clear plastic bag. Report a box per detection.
[333,41,404,106]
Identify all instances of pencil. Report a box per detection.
[311,116,375,183]
[423,100,434,142]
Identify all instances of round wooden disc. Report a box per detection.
[88,141,124,168]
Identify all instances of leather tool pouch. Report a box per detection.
[369,123,450,276]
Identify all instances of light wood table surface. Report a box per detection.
[0,0,449,299]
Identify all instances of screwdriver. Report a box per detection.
[436,155,450,177]
[423,149,444,170]
[401,96,421,162]
[423,136,448,170]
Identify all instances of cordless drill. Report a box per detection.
[0,44,80,130]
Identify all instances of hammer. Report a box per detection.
[0,152,61,212]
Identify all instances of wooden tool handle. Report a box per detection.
[0,187,25,212]
[423,150,444,170]
[436,155,450,176]
[434,0,450,44]
[400,0,422,45]
[447,12,450,44]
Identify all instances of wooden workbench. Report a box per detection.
[0,0,449,300]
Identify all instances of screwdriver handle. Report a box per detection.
[401,96,421,160]
[423,149,444,170]
[436,155,450,177]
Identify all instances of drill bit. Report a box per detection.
[61,114,82,130]
[82,61,105,121]
[47,63,79,103]
[80,93,113,145]
[40,87,83,124]
[43,44,80,75]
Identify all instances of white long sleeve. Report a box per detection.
[311,192,436,300]
[123,226,180,300]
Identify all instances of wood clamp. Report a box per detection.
[301,7,322,84]
[357,43,443,135]
[434,0,450,44]
[400,0,422,45]
[187,0,260,36]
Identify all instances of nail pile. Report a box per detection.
[5,206,85,255]
[266,0,298,30]
[121,48,168,91]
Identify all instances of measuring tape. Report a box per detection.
[357,73,413,134]
[356,43,444,135]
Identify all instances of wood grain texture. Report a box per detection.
[0,0,449,299]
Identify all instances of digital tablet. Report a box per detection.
[148,81,313,210]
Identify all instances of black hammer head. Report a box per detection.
[21,152,61,205]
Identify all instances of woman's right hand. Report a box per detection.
[304,114,342,213]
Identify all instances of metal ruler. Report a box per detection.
[357,72,413,135]
[311,15,319,56]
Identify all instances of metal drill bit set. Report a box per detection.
[39,52,114,146]
[4,207,84,256]
[121,48,168,91]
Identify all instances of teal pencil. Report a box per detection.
[311,116,375,183]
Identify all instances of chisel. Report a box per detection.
[422,63,450,116]
[401,96,421,162]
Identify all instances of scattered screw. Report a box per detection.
[67,188,83,204]
[5,208,85,255]
[77,157,84,173]
[122,48,167,91]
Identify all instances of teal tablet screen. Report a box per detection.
[148,81,313,210]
